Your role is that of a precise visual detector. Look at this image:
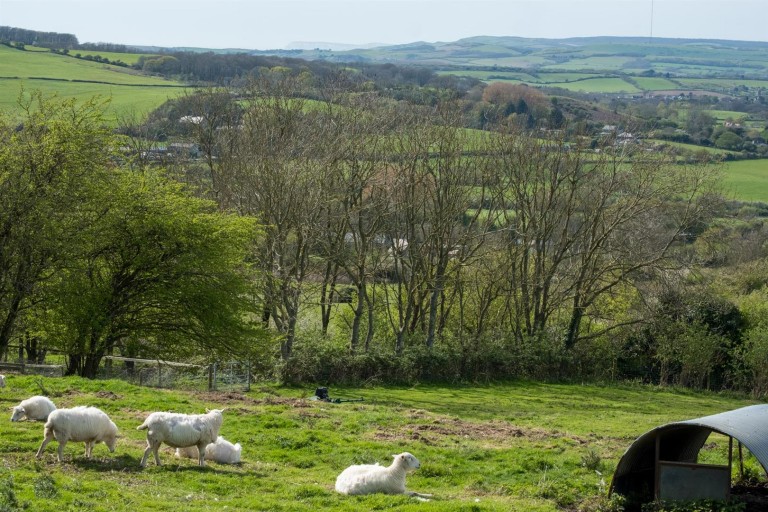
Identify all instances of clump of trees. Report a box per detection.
[0,92,263,378]
[120,71,738,389]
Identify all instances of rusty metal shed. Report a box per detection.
[610,404,768,504]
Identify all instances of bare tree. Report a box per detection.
[485,125,720,348]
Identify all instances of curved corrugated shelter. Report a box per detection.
[611,404,768,502]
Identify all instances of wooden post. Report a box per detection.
[738,441,744,481]
[246,360,251,392]
[158,361,162,387]
[208,364,215,391]
[654,432,661,501]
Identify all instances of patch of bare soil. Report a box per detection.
[373,413,588,445]
[95,390,121,400]
[197,391,311,408]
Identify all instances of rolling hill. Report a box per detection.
[0,44,186,118]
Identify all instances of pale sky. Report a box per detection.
[0,0,765,50]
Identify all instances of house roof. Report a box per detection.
[610,404,768,499]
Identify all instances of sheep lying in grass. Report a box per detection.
[335,452,432,498]
[10,395,56,422]
[35,406,118,462]
[175,436,242,464]
[137,409,224,467]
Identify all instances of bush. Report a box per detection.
[278,330,579,385]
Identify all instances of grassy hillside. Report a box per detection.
[724,160,768,202]
[0,375,761,511]
[0,45,186,118]
[279,35,768,95]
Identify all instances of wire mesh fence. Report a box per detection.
[101,357,254,392]
[1,346,254,392]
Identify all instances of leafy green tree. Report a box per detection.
[0,92,114,357]
[685,109,715,142]
[37,170,261,378]
[714,131,743,150]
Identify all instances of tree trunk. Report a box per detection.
[0,293,22,358]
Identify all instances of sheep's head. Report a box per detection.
[10,406,25,422]
[393,452,421,471]
[106,423,119,452]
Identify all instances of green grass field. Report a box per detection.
[69,50,154,66]
[723,159,768,202]
[0,45,186,118]
[0,375,761,511]
[544,77,640,94]
[541,56,632,71]
[631,77,681,91]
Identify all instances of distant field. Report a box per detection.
[469,56,550,67]
[0,45,176,85]
[542,56,632,71]
[677,78,768,91]
[530,72,596,84]
[648,139,736,157]
[70,50,155,66]
[0,45,187,118]
[437,70,536,82]
[545,77,640,93]
[704,109,751,122]
[0,79,185,119]
[723,159,768,202]
[632,77,681,90]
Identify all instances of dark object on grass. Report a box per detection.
[314,387,364,404]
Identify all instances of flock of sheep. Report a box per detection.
[3,375,431,498]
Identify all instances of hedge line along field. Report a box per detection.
[0,375,760,511]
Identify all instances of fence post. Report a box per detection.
[246,360,251,392]
[158,361,162,388]
[208,363,215,391]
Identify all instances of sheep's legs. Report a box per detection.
[140,440,162,467]
[35,428,55,459]
[85,441,94,458]
[56,439,67,462]
[196,442,207,466]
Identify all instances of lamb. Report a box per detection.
[35,406,118,462]
[10,395,56,422]
[137,409,224,467]
[335,452,432,498]
[175,436,242,464]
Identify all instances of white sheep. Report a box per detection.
[10,395,56,422]
[174,445,199,459]
[335,452,432,498]
[175,436,242,464]
[137,409,224,467]
[35,406,118,462]
[0,375,6,388]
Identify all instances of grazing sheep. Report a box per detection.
[10,395,56,422]
[35,406,118,462]
[335,452,432,498]
[137,409,224,467]
[175,436,242,464]
[0,375,5,388]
